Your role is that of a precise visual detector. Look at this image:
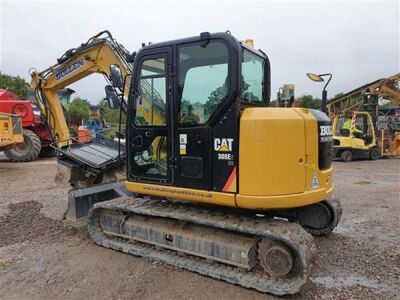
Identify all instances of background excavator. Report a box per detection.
[29,31,132,188]
[30,31,342,295]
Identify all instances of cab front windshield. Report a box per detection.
[178,44,266,125]
[178,41,230,124]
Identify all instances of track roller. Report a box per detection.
[258,239,294,277]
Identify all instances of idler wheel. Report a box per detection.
[258,239,294,277]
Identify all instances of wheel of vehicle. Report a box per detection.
[331,148,337,161]
[340,150,352,162]
[4,129,41,162]
[369,147,380,160]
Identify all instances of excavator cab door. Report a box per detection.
[128,48,173,184]
[127,37,240,191]
[173,40,235,191]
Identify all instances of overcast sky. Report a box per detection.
[1,0,399,103]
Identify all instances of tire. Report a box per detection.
[370,147,380,160]
[4,129,41,162]
[331,148,337,161]
[340,150,353,162]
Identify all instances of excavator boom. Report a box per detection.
[30,31,131,145]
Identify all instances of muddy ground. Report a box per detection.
[0,154,399,299]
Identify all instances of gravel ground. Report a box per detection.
[0,154,399,299]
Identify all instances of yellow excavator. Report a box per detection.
[0,113,24,152]
[30,31,165,187]
[30,31,131,145]
[31,31,342,295]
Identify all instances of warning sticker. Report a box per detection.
[179,134,187,144]
[179,144,187,155]
[311,173,320,189]
[179,134,187,155]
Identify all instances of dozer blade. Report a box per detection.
[66,181,131,220]
[88,197,316,295]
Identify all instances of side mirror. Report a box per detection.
[109,64,123,89]
[105,85,120,109]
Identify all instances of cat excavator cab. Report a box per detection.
[31,31,342,295]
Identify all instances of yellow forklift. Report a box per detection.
[332,93,381,162]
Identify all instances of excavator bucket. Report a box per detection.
[52,135,127,220]
[55,160,128,220]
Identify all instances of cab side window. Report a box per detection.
[241,49,264,103]
[135,57,167,126]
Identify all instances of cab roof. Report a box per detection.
[138,32,268,60]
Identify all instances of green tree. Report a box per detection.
[68,97,90,120]
[205,85,228,117]
[240,81,259,102]
[204,80,258,117]
[379,99,396,109]
[99,99,126,123]
[298,94,321,109]
[180,99,191,114]
[0,72,30,98]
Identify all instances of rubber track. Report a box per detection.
[88,197,316,295]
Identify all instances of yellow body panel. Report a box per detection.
[237,107,333,209]
[236,169,333,209]
[239,108,306,196]
[334,136,372,150]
